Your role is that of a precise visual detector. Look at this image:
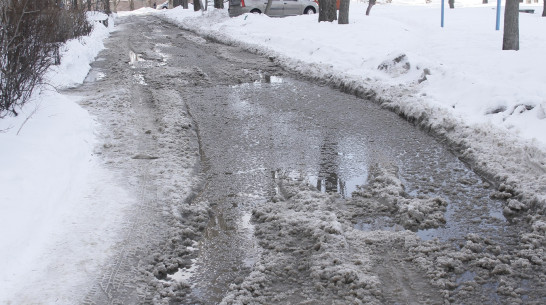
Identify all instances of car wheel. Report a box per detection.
[304,7,316,14]
[250,9,261,14]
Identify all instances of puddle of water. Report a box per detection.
[416,228,438,241]
[456,270,476,284]
[308,173,367,198]
[169,258,198,283]
[252,73,284,85]
[240,212,258,268]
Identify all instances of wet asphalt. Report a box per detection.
[80,14,519,303]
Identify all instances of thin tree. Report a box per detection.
[104,0,111,14]
[338,0,349,24]
[129,0,135,10]
[214,0,223,9]
[366,0,375,15]
[194,0,201,11]
[111,0,121,12]
[264,0,273,14]
[318,0,336,22]
[503,0,519,50]
[448,0,454,9]
[1,0,91,118]
[543,0,545,17]
[182,0,188,9]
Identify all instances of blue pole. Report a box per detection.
[496,0,501,31]
[441,0,445,28]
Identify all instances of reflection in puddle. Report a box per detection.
[184,72,519,302]
[275,133,370,198]
[256,73,283,84]
[169,258,198,283]
[240,212,258,268]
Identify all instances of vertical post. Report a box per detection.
[441,0,445,27]
[496,0,501,30]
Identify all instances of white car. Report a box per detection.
[157,1,169,9]
[228,0,318,17]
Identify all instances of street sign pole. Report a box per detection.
[496,0,501,30]
[441,0,445,27]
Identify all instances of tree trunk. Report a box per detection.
[264,0,273,14]
[129,0,135,10]
[182,0,188,9]
[214,0,223,8]
[194,0,201,11]
[365,0,375,16]
[318,0,337,22]
[87,0,91,10]
[173,0,180,6]
[338,0,349,24]
[448,0,454,9]
[104,0,111,14]
[543,0,545,16]
[503,0,519,50]
[72,0,78,9]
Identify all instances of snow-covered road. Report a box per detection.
[1,6,545,304]
[77,15,543,303]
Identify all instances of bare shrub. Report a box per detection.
[0,0,92,118]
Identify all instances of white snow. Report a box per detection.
[1,1,545,303]
[156,0,546,148]
[0,16,132,305]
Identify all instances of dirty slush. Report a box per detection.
[69,15,545,304]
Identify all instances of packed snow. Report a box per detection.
[0,14,126,304]
[1,1,546,304]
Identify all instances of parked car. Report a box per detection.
[228,0,318,17]
[157,1,169,9]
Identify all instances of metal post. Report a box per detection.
[441,0,445,27]
[496,0,501,30]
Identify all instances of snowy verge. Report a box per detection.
[148,4,546,223]
[46,12,115,88]
[0,17,123,305]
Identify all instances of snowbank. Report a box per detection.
[157,2,546,148]
[0,17,128,305]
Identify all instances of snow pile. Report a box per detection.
[222,179,384,304]
[157,2,546,147]
[0,20,121,305]
[354,164,448,230]
[407,229,546,303]
[47,12,114,88]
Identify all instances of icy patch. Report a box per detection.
[169,259,197,283]
[84,70,105,82]
[353,164,448,231]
